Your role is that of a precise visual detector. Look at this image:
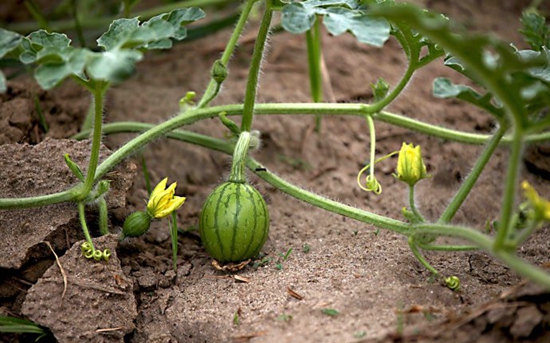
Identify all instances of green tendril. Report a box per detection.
[103,249,112,262]
[84,249,94,259]
[356,152,398,194]
[445,276,460,291]
[92,250,103,261]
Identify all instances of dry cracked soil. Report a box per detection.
[1,0,550,342]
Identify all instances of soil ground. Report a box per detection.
[1,1,550,342]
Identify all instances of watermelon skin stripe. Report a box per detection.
[199,182,270,263]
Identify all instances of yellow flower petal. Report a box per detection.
[150,177,168,199]
[154,196,186,218]
[395,142,428,186]
[522,180,550,222]
[146,179,185,218]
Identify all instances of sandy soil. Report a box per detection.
[0,1,549,342]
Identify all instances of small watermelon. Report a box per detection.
[199,181,269,263]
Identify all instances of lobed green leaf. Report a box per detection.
[433,78,504,119]
[371,2,550,128]
[519,11,549,52]
[281,0,390,47]
[1,8,205,91]
[97,7,205,50]
[0,28,23,92]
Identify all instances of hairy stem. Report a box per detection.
[494,128,524,250]
[241,0,273,132]
[306,17,323,131]
[2,103,548,210]
[228,131,251,183]
[438,125,507,224]
[98,198,109,235]
[77,123,550,289]
[408,185,425,222]
[408,236,439,275]
[366,115,377,184]
[415,223,550,289]
[76,83,107,201]
[87,123,411,233]
[197,0,257,108]
[78,202,94,248]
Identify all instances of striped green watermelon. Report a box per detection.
[199,181,269,263]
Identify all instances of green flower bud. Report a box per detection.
[211,59,228,84]
[522,181,550,222]
[122,211,152,238]
[394,142,429,186]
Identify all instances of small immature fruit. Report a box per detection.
[122,211,152,238]
[199,181,269,263]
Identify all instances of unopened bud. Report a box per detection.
[122,211,152,238]
[211,60,228,84]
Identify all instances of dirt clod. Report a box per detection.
[21,235,137,343]
[0,138,135,270]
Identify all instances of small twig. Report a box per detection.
[95,327,124,333]
[44,241,67,300]
[287,287,304,300]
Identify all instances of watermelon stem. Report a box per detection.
[229,131,251,183]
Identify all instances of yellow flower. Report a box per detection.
[522,181,550,221]
[147,178,186,219]
[394,142,428,186]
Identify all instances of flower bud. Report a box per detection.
[522,181,550,222]
[394,142,429,186]
[147,178,186,219]
[211,59,228,84]
[122,211,152,238]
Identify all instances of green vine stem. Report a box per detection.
[438,125,507,224]
[306,18,323,103]
[392,18,527,252]
[75,123,550,288]
[416,241,478,251]
[75,82,108,201]
[306,16,324,131]
[415,223,550,289]
[79,103,548,182]
[98,198,109,235]
[83,124,412,234]
[494,128,525,251]
[228,131,251,183]
[2,104,550,210]
[408,185,425,222]
[240,0,273,132]
[78,202,95,250]
[197,0,257,108]
[408,236,439,275]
